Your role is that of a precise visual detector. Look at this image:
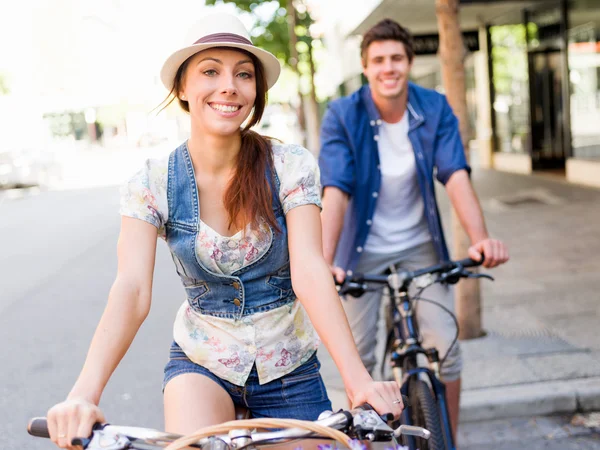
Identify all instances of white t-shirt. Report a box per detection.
[364,113,431,254]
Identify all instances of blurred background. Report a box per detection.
[2,0,600,449]
[1,0,600,192]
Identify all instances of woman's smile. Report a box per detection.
[208,102,243,117]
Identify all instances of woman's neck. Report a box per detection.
[187,127,241,175]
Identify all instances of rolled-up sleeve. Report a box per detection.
[434,97,471,185]
[318,105,355,195]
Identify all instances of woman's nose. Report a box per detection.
[220,75,238,95]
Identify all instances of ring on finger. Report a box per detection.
[392,398,402,404]
[58,433,66,438]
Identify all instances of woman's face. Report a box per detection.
[180,48,257,136]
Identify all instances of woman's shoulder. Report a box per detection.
[121,152,170,203]
[129,153,170,187]
[271,140,313,159]
[270,141,317,175]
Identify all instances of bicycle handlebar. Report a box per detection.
[336,256,487,297]
[28,400,422,449]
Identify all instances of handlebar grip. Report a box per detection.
[27,417,50,439]
[455,257,483,268]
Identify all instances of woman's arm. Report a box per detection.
[286,204,403,418]
[47,217,158,448]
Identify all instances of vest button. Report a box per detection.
[233,298,241,306]
[233,281,240,289]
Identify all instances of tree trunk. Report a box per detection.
[286,0,307,146]
[305,37,321,155]
[435,0,483,339]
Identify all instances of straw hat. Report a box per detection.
[160,13,281,92]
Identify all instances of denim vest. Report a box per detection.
[165,143,295,321]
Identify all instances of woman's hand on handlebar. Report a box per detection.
[47,397,105,449]
[348,378,404,420]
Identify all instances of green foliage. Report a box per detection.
[490,25,528,94]
[204,0,316,72]
[0,73,9,95]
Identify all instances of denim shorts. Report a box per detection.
[163,342,332,420]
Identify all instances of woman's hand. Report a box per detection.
[47,397,105,449]
[348,379,404,420]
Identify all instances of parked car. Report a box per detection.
[0,148,59,190]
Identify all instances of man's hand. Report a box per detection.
[468,238,509,268]
[330,265,346,284]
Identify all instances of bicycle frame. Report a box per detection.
[386,271,456,450]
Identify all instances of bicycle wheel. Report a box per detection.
[403,379,446,450]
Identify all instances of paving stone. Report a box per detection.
[576,381,600,411]
[461,356,539,390]
[460,381,578,422]
[522,353,600,381]
[535,416,573,436]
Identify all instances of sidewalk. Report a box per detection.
[318,168,600,423]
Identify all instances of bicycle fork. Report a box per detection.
[388,289,456,450]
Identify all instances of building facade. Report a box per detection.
[316,0,600,188]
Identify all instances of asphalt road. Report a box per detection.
[0,185,183,449]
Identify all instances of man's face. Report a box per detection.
[362,40,412,101]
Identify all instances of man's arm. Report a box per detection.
[445,170,509,268]
[318,104,355,281]
[434,96,508,268]
[321,186,349,282]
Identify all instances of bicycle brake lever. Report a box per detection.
[464,270,495,281]
[353,410,394,441]
[72,431,130,450]
[393,425,431,439]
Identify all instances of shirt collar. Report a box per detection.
[361,82,425,131]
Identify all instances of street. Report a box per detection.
[0,155,598,448]
[0,170,184,448]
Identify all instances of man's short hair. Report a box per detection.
[360,18,414,65]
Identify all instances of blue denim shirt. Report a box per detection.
[165,143,295,320]
[319,83,470,273]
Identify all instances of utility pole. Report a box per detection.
[435,0,483,339]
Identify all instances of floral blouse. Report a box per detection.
[120,142,322,385]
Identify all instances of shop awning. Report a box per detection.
[349,0,544,36]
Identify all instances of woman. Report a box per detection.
[46,13,403,449]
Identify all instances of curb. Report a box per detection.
[324,377,600,423]
[460,377,600,422]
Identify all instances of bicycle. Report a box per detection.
[336,257,494,450]
[28,404,431,449]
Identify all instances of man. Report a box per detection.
[318,18,509,439]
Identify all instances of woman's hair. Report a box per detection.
[360,19,414,65]
[158,47,279,233]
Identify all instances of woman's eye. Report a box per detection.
[238,72,253,79]
[203,69,217,76]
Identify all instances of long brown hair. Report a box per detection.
[159,47,278,233]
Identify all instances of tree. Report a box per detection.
[204,0,321,151]
[435,0,483,339]
[0,73,9,95]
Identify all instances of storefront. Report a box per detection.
[488,0,600,182]
[323,0,600,187]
